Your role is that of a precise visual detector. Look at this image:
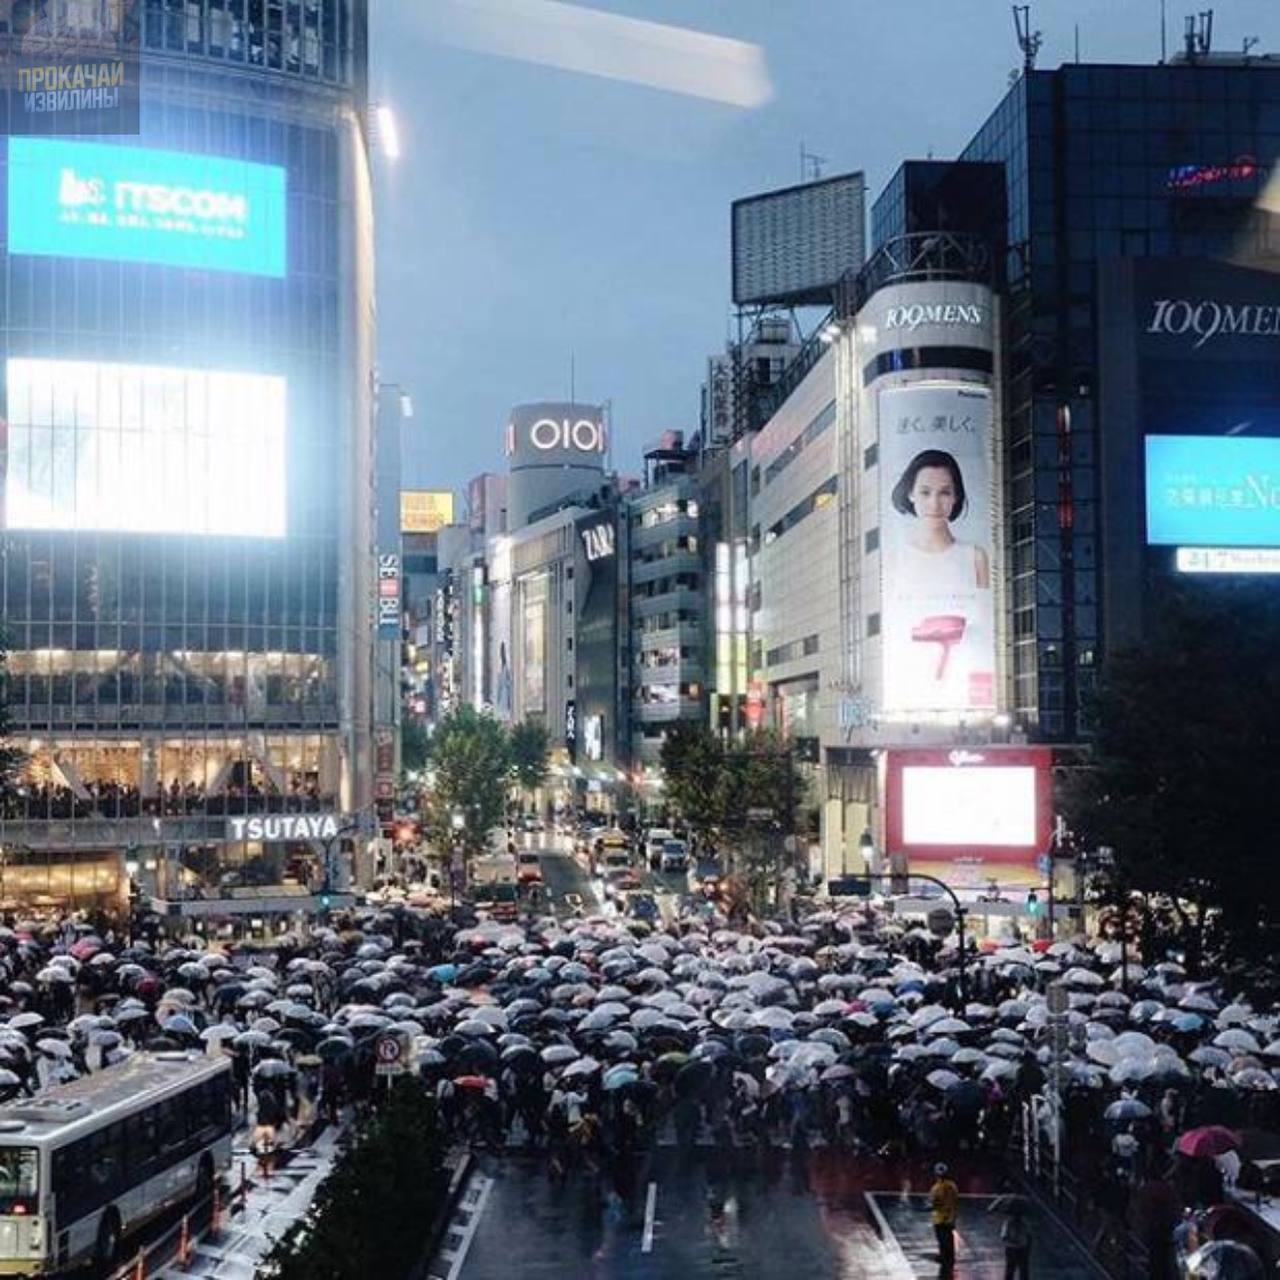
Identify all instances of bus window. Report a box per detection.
[158,1099,183,1153]
[126,1107,159,1170]
[0,1147,37,1213]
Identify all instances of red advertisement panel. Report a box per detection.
[885,747,1052,890]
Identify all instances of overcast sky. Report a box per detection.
[371,0,1280,495]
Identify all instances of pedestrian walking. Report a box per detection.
[1000,1199,1032,1279]
[929,1162,960,1277]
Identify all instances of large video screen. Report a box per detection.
[901,766,1037,847]
[1146,434,1280,548]
[5,358,286,537]
[7,138,287,277]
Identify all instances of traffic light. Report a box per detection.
[1026,889,1042,918]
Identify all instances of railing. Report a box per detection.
[837,230,995,318]
[1013,1099,1153,1279]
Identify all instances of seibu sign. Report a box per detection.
[228,813,346,842]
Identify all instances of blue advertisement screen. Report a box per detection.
[1146,435,1280,547]
[7,138,286,277]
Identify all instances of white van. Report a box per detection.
[645,827,675,869]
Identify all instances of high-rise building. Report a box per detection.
[0,2,376,916]
[875,57,1280,740]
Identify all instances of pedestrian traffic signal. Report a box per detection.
[1027,889,1042,917]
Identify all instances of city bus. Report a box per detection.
[0,1051,233,1275]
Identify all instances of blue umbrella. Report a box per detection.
[429,964,459,983]
[603,1064,640,1091]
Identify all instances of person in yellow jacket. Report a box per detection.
[929,1162,960,1277]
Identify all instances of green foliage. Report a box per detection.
[1063,582,1280,969]
[660,726,808,910]
[509,718,551,798]
[424,706,510,859]
[258,1082,448,1280]
[658,723,726,846]
[400,718,431,774]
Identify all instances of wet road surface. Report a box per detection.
[444,1147,1106,1279]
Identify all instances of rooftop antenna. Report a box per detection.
[1160,0,1167,63]
[1243,35,1259,57]
[1012,5,1043,73]
[799,142,826,182]
[1184,9,1213,61]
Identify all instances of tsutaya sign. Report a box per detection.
[228,813,346,842]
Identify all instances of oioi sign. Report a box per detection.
[507,414,606,455]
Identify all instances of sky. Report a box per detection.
[371,0,1280,496]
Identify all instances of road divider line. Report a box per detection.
[642,1181,658,1253]
[442,1173,492,1280]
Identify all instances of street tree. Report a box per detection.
[509,718,551,808]
[1063,581,1280,970]
[423,706,510,862]
[658,723,725,847]
[721,731,807,911]
[399,718,430,774]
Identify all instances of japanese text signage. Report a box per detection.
[1145,435,1280,548]
[8,137,287,276]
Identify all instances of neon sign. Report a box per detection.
[1166,155,1259,192]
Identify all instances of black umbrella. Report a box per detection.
[674,1059,714,1098]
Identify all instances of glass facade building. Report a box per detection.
[874,60,1280,740]
[0,0,375,909]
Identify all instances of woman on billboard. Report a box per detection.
[890,450,990,589]
[887,448,993,707]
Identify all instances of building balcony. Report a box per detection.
[630,550,702,585]
[630,515,698,551]
[630,587,704,619]
[15,704,341,732]
[632,698,703,724]
[633,656,706,684]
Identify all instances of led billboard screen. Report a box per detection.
[885,747,1052,890]
[731,172,866,307]
[7,137,287,277]
[401,490,455,534]
[902,766,1037,847]
[878,383,996,715]
[1146,435,1280,547]
[5,358,286,537]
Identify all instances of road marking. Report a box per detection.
[642,1180,658,1253]
[438,1173,492,1280]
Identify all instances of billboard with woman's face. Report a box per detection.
[878,383,995,715]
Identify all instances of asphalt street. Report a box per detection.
[443,1148,1105,1279]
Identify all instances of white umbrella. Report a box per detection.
[926,1069,963,1091]
[1214,1029,1261,1055]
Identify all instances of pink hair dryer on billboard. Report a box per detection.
[911,615,966,680]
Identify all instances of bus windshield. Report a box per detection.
[0,1146,38,1212]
